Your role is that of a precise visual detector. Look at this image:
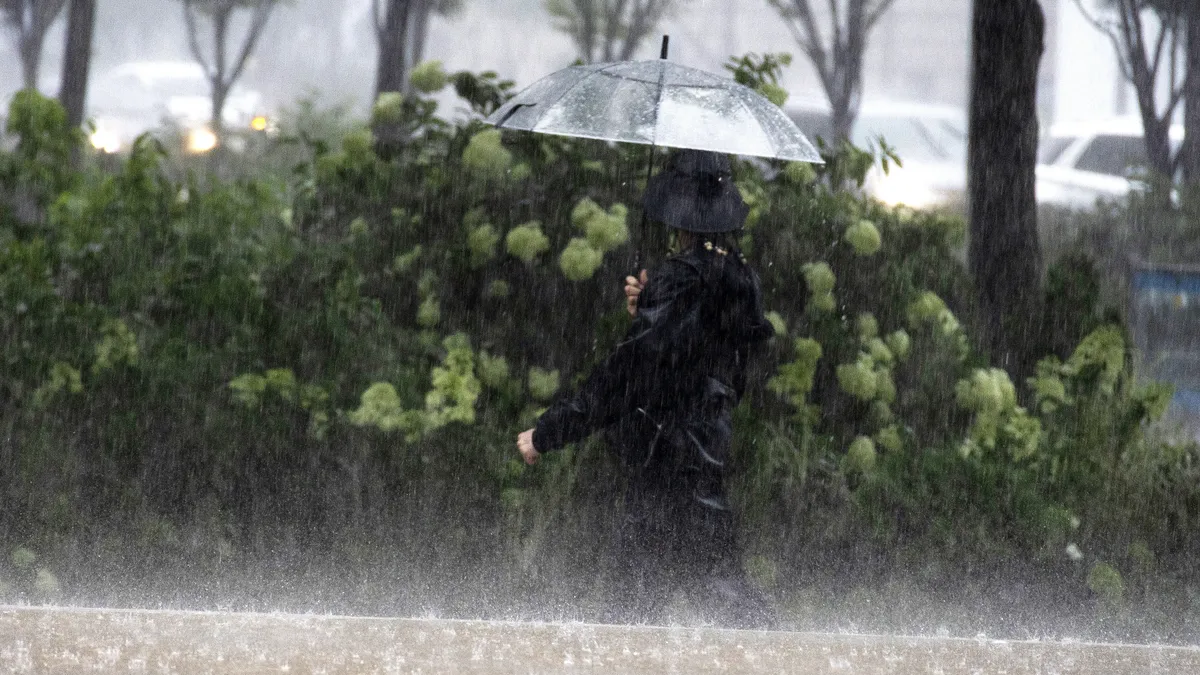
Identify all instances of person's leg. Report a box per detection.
[671,392,781,630]
[603,484,673,626]
[679,501,781,631]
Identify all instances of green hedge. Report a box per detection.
[1,66,1197,635]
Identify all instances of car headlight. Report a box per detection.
[89,126,121,154]
[871,171,942,209]
[186,127,218,154]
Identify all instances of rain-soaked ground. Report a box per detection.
[2,606,1198,674]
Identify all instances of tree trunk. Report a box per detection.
[59,0,97,132]
[20,32,46,90]
[1182,7,1200,185]
[579,0,597,62]
[828,70,860,142]
[840,0,867,141]
[830,90,855,142]
[1130,54,1175,178]
[212,83,229,139]
[968,0,1045,377]
[210,6,232,138]
[618,1,647,61]
[375,0,413,100]
[408,0,434,93]
[604,0,624,61]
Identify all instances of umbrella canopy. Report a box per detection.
[484,60,823,163]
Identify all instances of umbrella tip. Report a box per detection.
[660,35,670,60]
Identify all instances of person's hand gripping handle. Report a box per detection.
[516,429,539,465]
[625,269,648,318]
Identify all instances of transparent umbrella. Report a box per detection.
[485,56,822,163]
[485,38,821,262]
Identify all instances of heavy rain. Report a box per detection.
[1,0,1199,672]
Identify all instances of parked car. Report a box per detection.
[87,61,270,154]
[1036,117,1182,209]
[786,99,968,209]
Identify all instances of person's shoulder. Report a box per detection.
[640,255,703,305]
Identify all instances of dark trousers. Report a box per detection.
[602,480,777,630]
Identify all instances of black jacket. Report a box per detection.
[533,246,773,506]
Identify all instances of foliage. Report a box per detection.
[1,80,1197,632]
[462,129,513,180]
[845,218,882,255]
[0,545,59,601]
[505,221,550,263]
[1088,561,1126,607]
[724,52,793,107]
[410,59,449,93]
[559,237,605,281]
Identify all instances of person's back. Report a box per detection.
[599,239,769,465]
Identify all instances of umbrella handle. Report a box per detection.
[636,144,657,272]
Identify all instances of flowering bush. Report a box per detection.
[845,218,882,255]
[505,221,550,263]
[462,129,512,180]
[844,435,877,473]
[410,60,449,93]
[2,81,1196,631]
[559,237,604,281]
[527,366,561,402]
[468,224,500,269]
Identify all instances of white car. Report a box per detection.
[87,61,268,154]
[1036,117,1181,209]
[787,99,968,209]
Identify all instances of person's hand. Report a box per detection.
[625,269,648,317]
[517,428,540,465]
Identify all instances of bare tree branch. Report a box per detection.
[769,0,897,139]
[182,0,214,75]
[604,0,628,62]
[1071,0,1116,36]
[1073,0,1137,80]
[1072,0,1188,178]
[1,0,68,88]
[547,0,683,63]
[225,0,276,88]
[785,0,831,81]
[177,0,280,139]
[1149,9,1170,77]
[864,0,897,30]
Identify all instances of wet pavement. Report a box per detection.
[2,605,1198,673]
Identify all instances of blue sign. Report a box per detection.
[1131,266,1200,418]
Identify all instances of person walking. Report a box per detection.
[515,149,777,629]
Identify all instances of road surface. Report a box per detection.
[2,605,1198,673]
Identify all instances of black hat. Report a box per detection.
[642,150,750,233]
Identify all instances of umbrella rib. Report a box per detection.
[729,86,784,158]
[596,71,729,90]
[733,85,820,160]
[591,74,631,144]
[531,62,627,133]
